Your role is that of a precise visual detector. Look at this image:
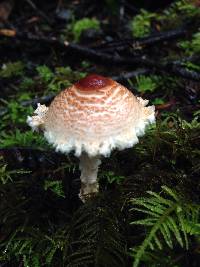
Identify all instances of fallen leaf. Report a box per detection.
[26,16,41,24]
[0,29,16,37]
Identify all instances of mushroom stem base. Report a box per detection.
[79,153,101,202]
[79,182,99,202]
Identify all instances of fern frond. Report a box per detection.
[67,201,126,267]
[130,186,200,267]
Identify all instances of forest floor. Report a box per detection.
[0,1,200,267]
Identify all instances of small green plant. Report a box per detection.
[130,9,156,38]
[181,116,200,129]
[0,61,25,78]
[53,161,77,174]
[130,186,200,267]
[0,129,47,148]
[164,0,200,18]
[44,180,65,198]
[2,100,33,125]
[179,32,200,55]
[0,158,29,184]
[175,0,199,15]
[36,65,86,93]
[0,227,68,266]
[152,98,165,105]
[0,187,125,267]
[36,65,54,83]
[151,0,200,30]
[55,66,86,85]
[49,66,86,92]
[100,170,125,185]
[72,17,100,41]
[134,114,200,170]
[182,61,200,72]
[135,75,160,93]
[194,109,200,117]
[19,77,35,90]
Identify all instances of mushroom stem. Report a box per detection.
[79,152,101,201]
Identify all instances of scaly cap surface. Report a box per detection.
[28,74,155,157]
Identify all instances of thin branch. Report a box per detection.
[171,65,200,81]
[4,31,200,81]
[111,69,150,81]
[93,28,186,51]
[9,31,160,66]
[21,94,55,107]
[25,0,52,24]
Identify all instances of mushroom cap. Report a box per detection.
[39,74,155,157]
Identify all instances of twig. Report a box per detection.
[119,0,125,22]
[171,65,200,81]
[171,55,200,65]
[4,31,200,81]
[0,94,56,117]
[11,31,160,67]
[56,0,63,12]
[111,69,150,81]
[124,1,139,14]
[66,43,157,67]
[93,28,186,51]
[52,41,200,81]
[21,94,55,107]
[25,0,52,24]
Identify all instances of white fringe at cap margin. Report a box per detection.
[27,103,48,131]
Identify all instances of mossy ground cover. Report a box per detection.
[0,1,200,266]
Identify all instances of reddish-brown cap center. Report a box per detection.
[75,74,113,91]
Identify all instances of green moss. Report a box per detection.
[2,100,33,125]
[0,158,29,185]
[99,170,125,185]
[19,77,35,90]
[36,65,54,83]
[72,17,100,41]
[179,32,200,55]
[130,9,156,38]
[128,75,161,93]
[0,61,25,78]
[152,98,165,105]
[130,1,200,36]
[163,0,200,19]
[182,61,200,72]
[44,180,65,198]
[0,129,48,148]
[35,65,86,93]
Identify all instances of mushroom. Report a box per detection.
[27,74,155,201]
